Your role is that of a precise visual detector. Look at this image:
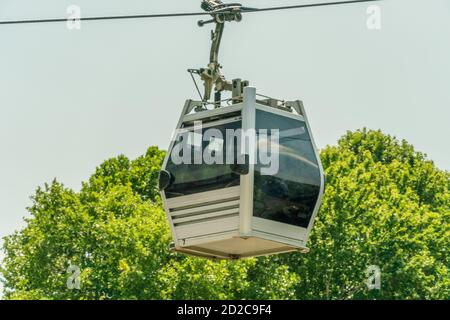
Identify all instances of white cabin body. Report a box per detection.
[159,87,325,259]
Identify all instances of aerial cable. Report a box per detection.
[0,0,381,26]
[242,0,381,13]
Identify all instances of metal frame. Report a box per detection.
[238,87,255,237]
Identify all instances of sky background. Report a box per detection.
[0,0,449,295]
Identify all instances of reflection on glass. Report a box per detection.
[165,120,242,198]
[253,110,321,228]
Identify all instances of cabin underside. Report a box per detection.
[171,236,309,260]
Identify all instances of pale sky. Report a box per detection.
[0,0,449,294]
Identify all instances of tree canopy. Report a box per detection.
[1,129,449,300]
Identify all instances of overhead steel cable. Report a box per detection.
[0,0,381,26]
[241,0,381,13]
[0,12,211,25]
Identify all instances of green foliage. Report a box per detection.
[1,130,449,300]
[0,147,296,300]
[278,129,449,299]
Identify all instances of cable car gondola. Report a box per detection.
[0,0,380,259]
[159,1,325,259]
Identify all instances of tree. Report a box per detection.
[0,147,297,300]
[1,130,449,300]
[278,129,449,299]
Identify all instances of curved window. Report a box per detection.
[165,120,242,198]
[253,110,321,228]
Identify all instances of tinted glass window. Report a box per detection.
[165,120,242,198]
[253,110,321,228]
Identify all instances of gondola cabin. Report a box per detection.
[159,86,324,259]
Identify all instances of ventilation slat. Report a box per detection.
[166,186,240,209]
[173,208,239,225]
[167,186,241,241]
[175,216,239,240]
[171,200,240,218]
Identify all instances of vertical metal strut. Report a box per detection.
[190,1,246,105]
